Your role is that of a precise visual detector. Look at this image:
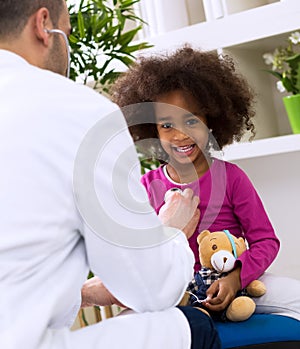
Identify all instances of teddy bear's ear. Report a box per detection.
[235,237,247,255]
[197,230,210,244]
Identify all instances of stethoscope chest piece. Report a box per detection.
[164,187,183,202]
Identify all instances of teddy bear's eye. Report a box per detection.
[212,244,218,250]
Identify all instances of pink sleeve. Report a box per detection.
[229,165,280,288]
[141,173,151,199]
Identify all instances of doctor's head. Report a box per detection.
[0,0,71,77]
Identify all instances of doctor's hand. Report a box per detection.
[181,208,200,240]
[81,276,126,308]
[202,267,241,312]
[158,188,200,239]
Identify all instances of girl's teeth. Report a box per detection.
[175,145,193,153]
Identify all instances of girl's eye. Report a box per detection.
[161,122,173,129]
[186,118,199,126]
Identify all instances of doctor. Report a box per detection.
[0,0,220,348]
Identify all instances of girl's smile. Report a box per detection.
[172,144,196,156]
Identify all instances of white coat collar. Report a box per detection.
[0,49,30,67]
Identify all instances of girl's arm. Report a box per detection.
[229,164,280,289]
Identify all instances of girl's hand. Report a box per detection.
[81,276,126,308]
[203,267,241,312]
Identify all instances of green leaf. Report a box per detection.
[77,11,85,38]
[119,0,140,9]
[123,42,153,54]
[117,27,141,47]
[68,34,79,44]
[285,53,300,66]
[100,70,121,85]
[115,55,134,67]
[294,63,300,94]
[262,69,282,80]
[282,76,294,93]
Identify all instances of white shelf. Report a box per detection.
[146,0,300,52]
[223,134,300,161]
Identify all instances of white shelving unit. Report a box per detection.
[223,134,300,161]
[139,0,300,280]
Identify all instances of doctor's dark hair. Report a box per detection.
[111,46,256,157]
[0,0,64,39]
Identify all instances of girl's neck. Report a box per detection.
[166,157,212,184]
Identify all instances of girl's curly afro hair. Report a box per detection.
[111,45,256,154]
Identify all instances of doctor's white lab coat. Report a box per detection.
[0,50,195,349]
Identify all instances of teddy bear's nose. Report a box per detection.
[223,257,228,263]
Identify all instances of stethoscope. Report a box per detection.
[164,187,183,202]
[44,28,71,79]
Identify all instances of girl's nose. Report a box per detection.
[172,128,189,141]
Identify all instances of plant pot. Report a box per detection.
[283,94,300,134]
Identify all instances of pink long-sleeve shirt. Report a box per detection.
[141,158,280,288]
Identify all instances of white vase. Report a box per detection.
[139,0,189,36]
[226,0,269,15]
[203,0,225,21]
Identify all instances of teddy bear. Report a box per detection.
[186,229,267,322]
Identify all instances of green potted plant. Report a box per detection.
[67,0,152,95]
[263,31,300,134]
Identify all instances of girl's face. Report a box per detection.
[155,90,209,167]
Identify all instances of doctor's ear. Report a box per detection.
[33,7,52,44]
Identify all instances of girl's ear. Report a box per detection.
[33,7,52,46]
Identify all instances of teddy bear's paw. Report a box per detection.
[226,296,256,322]
[246,280,267,297]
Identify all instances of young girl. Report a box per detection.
[111,46,300,320]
